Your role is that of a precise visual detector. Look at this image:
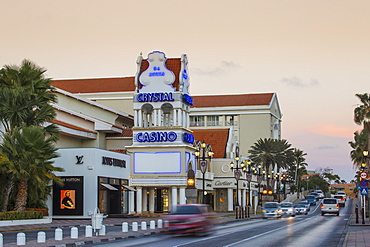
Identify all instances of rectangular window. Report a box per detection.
[207,115,220,126]
[225,115,237,126]
[190,116,205,127]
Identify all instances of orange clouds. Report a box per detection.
[306,124,361,139]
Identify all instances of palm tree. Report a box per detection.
[248,138,293,188]
[354,93,370,150]
[349,129,368,169]
[0,59,62,211]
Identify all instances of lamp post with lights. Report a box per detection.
[360,149,369,224]
[230,145,245,219]
[244,160,252,219]
[195,141,213,204]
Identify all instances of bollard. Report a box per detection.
[132,222,138,231]
[37,231,46,243]
[71,227,78,239]
[0,233,3,247]
[99,225,106,236]
[55,228,63,241]
[158,219,163,229]
[150,220,155,229]
[235,206,239,219]
[355,204,359,224]
[164,220,169,228]
[122,222,128,232]
[141,221,147,231]
[16,232,26,246]
[85,225,93,237]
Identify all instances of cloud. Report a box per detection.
[281,76,319,87]
[306,124,356,139]
[191,61,241,76]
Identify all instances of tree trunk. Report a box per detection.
[14,178,28,211]
[1,177,14,212]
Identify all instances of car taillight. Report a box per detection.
[320,203,324,208]
[341,199,345,201]
[336,204,339,209]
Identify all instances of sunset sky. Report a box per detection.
[1,0,369,182]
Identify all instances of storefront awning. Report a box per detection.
[122,185,137,191]
[100,183,118,191]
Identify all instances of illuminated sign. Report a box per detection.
[136,92,174,102]
[183,133,194,144]
[136,131,177,142]
[182,94,193,105]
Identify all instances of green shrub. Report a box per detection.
[0,210,43,221]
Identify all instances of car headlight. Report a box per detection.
[262,210,267,213]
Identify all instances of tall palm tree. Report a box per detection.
[0,59,61,211]
[354,93,370,150]
[0,125,63,211]
[349,129,368,169]
[248,138,293,188]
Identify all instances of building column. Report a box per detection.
[179,187,186,205]
[178,109,182,126]
[242,189,246,207]
[172,187,178,212]
[136,187,142,214]
[138,110,142,127]
[129,191,135,214]
[228,188,233,212]
[134,110,138,127]
[142,188,147,213]
[149,188,155,213]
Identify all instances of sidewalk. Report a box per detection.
[342,197,370,247]
[0,212,255,247]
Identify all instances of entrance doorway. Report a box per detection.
[154,188,169,213]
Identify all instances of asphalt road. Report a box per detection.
[86,199,350,247]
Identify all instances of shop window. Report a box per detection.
[190,116,205,127]
[207,115,221,126]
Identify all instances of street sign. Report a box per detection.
[361,187,368,195]
[199,160,208,173]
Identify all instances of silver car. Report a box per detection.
[262,202,282,219]
[280,202,296,217]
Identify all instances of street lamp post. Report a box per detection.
[360,149,368,224]
[245,160,252,219]
[230,145,245,219]
[256,165,263,207]
[195,141,213,204]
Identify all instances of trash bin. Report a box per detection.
[91,207,104,231]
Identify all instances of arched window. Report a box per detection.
[161,103,173,127]
[141,104,153,127]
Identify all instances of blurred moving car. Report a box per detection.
[262,202,282,219]
[299,200,311,211]
[309,192,320,201]
[165,204,214,236]
[315,190,325,199]
[333,195,346,207]
[294,204,308,215]
[335,191,347,201]
[280,202,296,217]
[306,195,317,206]
[321,198,339,216]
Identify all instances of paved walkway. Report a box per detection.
[342,197,370,247]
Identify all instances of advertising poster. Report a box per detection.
[53,176,83,215]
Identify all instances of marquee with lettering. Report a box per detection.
[136,131,177,143]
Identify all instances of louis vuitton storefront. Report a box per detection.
[50,148,132,219]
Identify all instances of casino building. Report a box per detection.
[51,51,282,215]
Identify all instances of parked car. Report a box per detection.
[165,204,214,235]
[294,204,308,215]
[315,190,325,199]
[299,200,311,211]
[262,202,282,219]
[306,195,317,206]
[335,191,347,201]
[333,195,346,207]
[321,198,339,216]
[280,202,296,217]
